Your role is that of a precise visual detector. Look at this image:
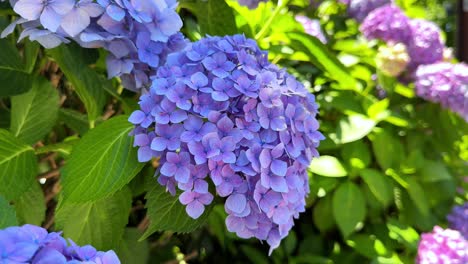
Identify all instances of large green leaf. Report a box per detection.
[61,116,144,203]
[14,182,46,226]
[0,39,33,97]
[181,0,237,36]
[386,219,419,251]
[346,234,390,259]
[360,169,393,207]
[10,77,59,145]
[370,128,405,170]
[117,228,149,264]
[420,161,452,182]
[140,183,213,240]
[341,141,371,170]
[405,178,430,216]
[0,195,17,229]
[331,114,376,144]
[55,188,131,250]
[58,108,91,135]
[48,44,106,123]
[0,129,37,200]
[288,32,358,90]
[309,155,348,177]
[313,195,335,232]
[332,182,366,237]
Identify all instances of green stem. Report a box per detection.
[255,0,289,41]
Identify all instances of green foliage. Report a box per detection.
[0,195,17,229]
[181,0,237,36]
[14,182,45,226]
[0,38,33,97]
[309,155,348,177]
[332,182,367,237]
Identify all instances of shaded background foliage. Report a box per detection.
[0,0,466,263]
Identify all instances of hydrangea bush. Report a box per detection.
[0,0,466,263]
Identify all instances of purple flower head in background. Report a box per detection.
[447,202,468,239]
[406,19,444,70]
[0,224,120,263]
[360,4,411,44]
[295,15,327,44]
[237,0,267,9]
[3,0,186,92]
[416,226,467,264]
[129,34,324,253]
[414,62,468,122]
[347,0,391,23]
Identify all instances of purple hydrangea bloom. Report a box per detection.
[447,203,468,239]
[347,0,391,23]
[295,15,327,44]
[360,4,412,44]
[129,35,324,253]
[416,226,467,264]
[0,224,120,264]
[237,0,267,9]
[3,0,186,92]
[414,62,468,122]
[406,19,444,70]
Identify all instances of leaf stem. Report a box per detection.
[255,0,289,41]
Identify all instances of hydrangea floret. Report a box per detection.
[347,0,390,23]
[237,0,267,9]
[416,226,467,264]
[128,34,324,253]
[376,42,409,77]
[447,202,468,239]
[0,224,120,264]
[295,15,327,44]
[2,0,186,91]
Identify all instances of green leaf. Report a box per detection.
[370,128,405,170]
[0,39,34,97]
[140,183,213,240]
[360,169,393,207]
[58,108,90,135]
[386,219,419,251]
[309,155,348,177]
[346,234,390,259]
[55,188,131,250]
[341,141,371,170]
[313,195,335,232]
[0,129,37,200]
[48,44,106,123]
[420,161,452,182]
[240,245,270,264]
[181,0,237,36]
[14,182,45,226]
[288,32,358,90]
[331,114,376,144]
[117,228,149,264]
[367,99,390,121]
[35,137,79,156]
[23,40,40,73]
[0,195,17,229]
[332,182,366,237]
[10,77,59,145]
[405,178,430,216]
[61,116,144,203]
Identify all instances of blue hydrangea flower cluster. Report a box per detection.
[347,0,390,23]
[416,226,467,264]
[128,34,324,253]
[295,15,327,44]
[237,0,267,9]
[0,224,120,264]
[414,62,468,121]
[406,19,444,70]
[447,202,468,239]
[2,0,186,91]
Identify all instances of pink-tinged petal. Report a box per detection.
[186,200,204,219]
[13,0,43,20]
[81,3,104,17]
[198,192,214,205]
[225,215,243,232]
[179,191,195,205]
[270,176,288,193]
[259,149,271,168]
[40,8,62,32]
[61,8,90,37]
[194,180,209,193]
[50,0,75,15]
[175,167,190,183]
[226,193,247,214]
[160,162,177,177]
[165,152,179,163]
[272,207,290,225]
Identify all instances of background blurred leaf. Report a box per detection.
[331,114,376,144]
[0,39,33,97]
[13,182,45,226]
[0,195,17,229]
[370,128,405,170]
[0,129,37,200]
[117,228,149,264]
[313,195,335,232]
[61,116,144,203]
[181,0,237,36]
[360,169,393,207]
[419,161,452,182]
[10,77,59,145]
[55,188,131,250]
[333,182,366,237]
[309,155,348,177]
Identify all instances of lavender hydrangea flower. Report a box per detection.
[295,15,327,44]
[447,203,468,239]
[360,4,412,44]
[414,62,468,121]
[3,0,186,91]
[347,0,390,23]
[416,226,467,264]
[237,0,267,9]
[129,35,324,253]
[0,224,120,264]
[406,19,444,70]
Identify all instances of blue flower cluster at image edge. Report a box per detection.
[2,0,186,91]
[0,224,120,264]
[128,34,324,253]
